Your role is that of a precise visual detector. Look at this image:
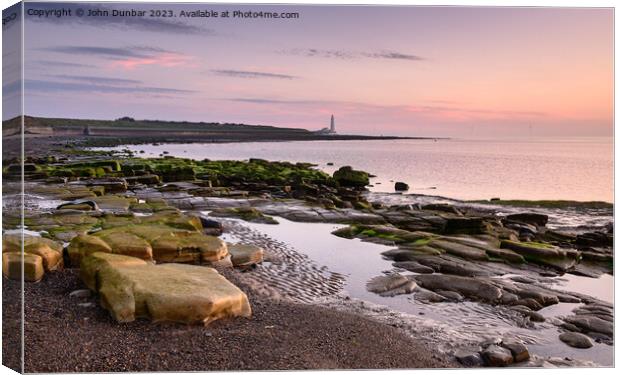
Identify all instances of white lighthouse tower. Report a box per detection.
[314,114,338,135]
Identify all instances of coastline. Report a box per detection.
[1,135,614,370]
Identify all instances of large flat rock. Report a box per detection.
[80,252,251,325]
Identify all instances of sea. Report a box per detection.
[108,137,614,203]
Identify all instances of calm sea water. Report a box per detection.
[109,137,613,202]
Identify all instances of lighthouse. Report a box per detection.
[330,114,336,133]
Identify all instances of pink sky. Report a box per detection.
[4,4,613,137]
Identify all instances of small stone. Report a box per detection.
[394,182,409,191]
[481,345,514,367]
[69,289,92,299]
[77,302,95,308]
[559,332,593,348]
[501,340,530,362]
[455,350,483,367]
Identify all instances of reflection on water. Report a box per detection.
[223,216,614,366]
[100,137,613,202]
[550,274,614,304]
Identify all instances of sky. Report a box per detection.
[2,2,614,137]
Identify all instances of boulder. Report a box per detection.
[3,234,63,272]
[333,166,369,188]
[2,252,44,282]
[559,332,593,349]
[394,182,409,191]
[80,252,251,325]
[481,345,514,367]
[228,244,264,268]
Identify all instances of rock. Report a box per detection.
[501,340,530,362]
[228,244,264,268]
[481,345,514,367]
[151,232,228,264]
[559,332,593,348]
[80,252,251,325]
[96,231,153,260]
[69,289,92,299]
[124,174,160,185]
[564,315,613,337]
[500,240,579,271]
[2,252,45,282]
[414,274,503,303]
[576,231,613,247]
[511,298,544,311]
[333,166,369,188]
[198,216,223,231]
[394,182,409,191]
[455,350,484,367]
[3,234,63,272]
[436,290,464,301]
[67,234,113,266]
[57,200,99,211]
[443,217,488,235]
[86,178,128,193]
[210,207,278,224]
[428,240,489,261]
[366,274,416,297]
[413,289,447,303]
[505,213,548,227]
[422,204,462,215]
[392,261,434,274]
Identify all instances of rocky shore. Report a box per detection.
[1,142,614,370]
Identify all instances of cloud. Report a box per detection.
[211,69,298,80]
[43,45,191,69]
[279,48,424,61]
[25,3,212,35]
[34,60,95,68]
[362,51,424,61]
[51,74,142,85]
[25,79,196,96]
[222,97,546,119]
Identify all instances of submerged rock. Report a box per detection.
[80,252,251,325]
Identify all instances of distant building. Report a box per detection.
[314,114,337,135]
